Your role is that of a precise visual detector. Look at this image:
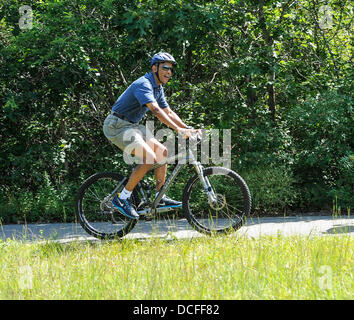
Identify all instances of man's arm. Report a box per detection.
[146,102,181,132]
[146,103,197,138]
[162,107,202,137]
[161,107,189,129]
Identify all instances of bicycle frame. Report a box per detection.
[138,137,218,215]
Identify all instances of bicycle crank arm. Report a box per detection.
[137,206,176,216]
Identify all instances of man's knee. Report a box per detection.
[156,146,168,162]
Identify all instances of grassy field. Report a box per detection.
[0,235,352,300]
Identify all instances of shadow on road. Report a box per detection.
[323,224,354,234]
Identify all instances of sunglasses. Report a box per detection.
[161,65,174,72]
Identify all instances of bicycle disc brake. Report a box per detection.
[209,193,226,211]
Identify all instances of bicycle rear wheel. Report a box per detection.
[183,167,251,235]
[75,172,138,239]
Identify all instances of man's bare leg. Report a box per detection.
[124,163,154,192]
[124,138,167,192]
[155,164,167,192]
[152,139,168,192]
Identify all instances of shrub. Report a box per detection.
[286,91,353,211]
[0,175,77,224]
[241,165,299,214]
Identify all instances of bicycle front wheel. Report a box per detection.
[183,167,251,235]
[75,172,138,239]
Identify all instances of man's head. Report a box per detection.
[150,52,177,85]
[152,61,173,85]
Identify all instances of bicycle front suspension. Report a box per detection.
[193,163,217,205]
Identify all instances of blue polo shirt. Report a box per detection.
[111,72,169,123]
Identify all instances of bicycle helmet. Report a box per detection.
[150,52,177,67]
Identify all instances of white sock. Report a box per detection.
[119,188,132,200]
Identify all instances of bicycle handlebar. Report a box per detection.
[187,132,202,142]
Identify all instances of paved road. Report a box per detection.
[1,215,353,242]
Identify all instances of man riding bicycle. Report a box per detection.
[103,52,200,220]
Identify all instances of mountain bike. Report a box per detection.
[75,134,252,239]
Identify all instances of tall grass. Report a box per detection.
[0,235,352,299]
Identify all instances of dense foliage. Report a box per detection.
[0,0,352,223]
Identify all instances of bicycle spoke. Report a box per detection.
[217,201,244,215]
[86,187,105,203]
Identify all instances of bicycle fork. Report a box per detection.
[193,162,217,205]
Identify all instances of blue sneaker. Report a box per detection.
[157,195,182,208]
[112,195,139,220]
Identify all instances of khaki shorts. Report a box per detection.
[103,114,153,153]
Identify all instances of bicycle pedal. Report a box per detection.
[140,214,154,221]
[137,207,151,215]
[156,206,176,213]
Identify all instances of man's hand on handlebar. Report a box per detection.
[178,127,202,139]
